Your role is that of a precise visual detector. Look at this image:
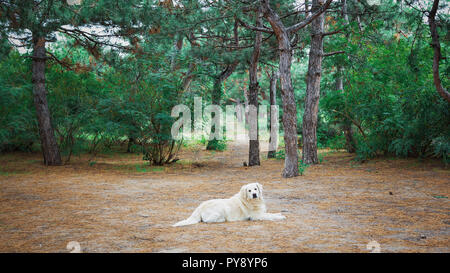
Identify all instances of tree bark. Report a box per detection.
[341,0,349,23]
[170,35,184,71]
[268,69,279,158]
[206,64,237,150]
[305,0,310,17]
[248,9,263,166]
[262,0,299,177]
[343,121,356,153]
[206,21,239,150]
[127,137,135,153]
[31,35,62,166]
[254,0,332,176]
[302,0,325,165]
[428,0,450,103]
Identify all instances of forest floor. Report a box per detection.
[0,139,449,253]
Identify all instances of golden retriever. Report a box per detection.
[172,183,286,227]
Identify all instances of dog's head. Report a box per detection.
[240,183,263,201]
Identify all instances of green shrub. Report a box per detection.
[326,134,346,150]
[205,139,227,151]
[298,160,309,176]
[432,137,450,166]
[274,149,286,159]
[0,52,37,152]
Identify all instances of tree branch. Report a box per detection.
[428,0,450,103]
[323,50,345,57]
[45,51,73,70]
[322,29,342,37]
[331,110,366,139]
[237,18,274,34]
[286,0,334,34]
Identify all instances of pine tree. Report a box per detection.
[0,0,141,165]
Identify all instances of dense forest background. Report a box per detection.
[0,0,448,176]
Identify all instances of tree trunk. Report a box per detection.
[206,64,237,150]
[262,0,299,177]
[170,35,184,71]
[341,0,349,23]
[127,137,135,153]
[335,67,344,91]
[268,69,279,158]
[342,122,356,153]
[248,9,263,166]
[31,35,62,166]
[302,0,325,165]
[428,0,450,103]
[206,21,239,150]
[305,0,310,17]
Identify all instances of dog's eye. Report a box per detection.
[248,189,251,192]
[255,188,257,190]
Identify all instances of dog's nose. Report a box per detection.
[252,193,257,198]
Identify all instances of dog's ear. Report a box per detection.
[240,184,249,201]
[256,183,263,196]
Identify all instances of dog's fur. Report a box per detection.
[172,183,286,227]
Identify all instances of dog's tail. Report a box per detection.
[172,207,202,227]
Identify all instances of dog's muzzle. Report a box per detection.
[252,193,257,199]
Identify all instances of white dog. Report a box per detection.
[172,183,286,227]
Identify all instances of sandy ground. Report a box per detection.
[0,139,449,253]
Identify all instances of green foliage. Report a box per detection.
[46,48,105,162]
[317,119,339,149]
[135,165,165,173]
[104,50,185,165]
[274,149,286,160]
[321,10,450,163]
[205,139,227,151]
[354,141,377,162]
[0,0,448,169]
[199,135,208,146]
[0,33,186,165]
[272,149,309,174]
[297,160,309,176]
[432,137,450,166]
[317,152,330,164]
[326,134,346,151]
[0,52,36,152]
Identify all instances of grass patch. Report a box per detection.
[0,170,11,176]
[0,169,29,176]
[135,165,165,173]
[298,160,309,176]
[111,163,165,173]
[27,159,42,164]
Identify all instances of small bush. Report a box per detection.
[298,160,309,176]
[206,139,227,151]
[326,134,346,150]
[274,149,286,159]
[432,137,450,166]
[355,141,377,162]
